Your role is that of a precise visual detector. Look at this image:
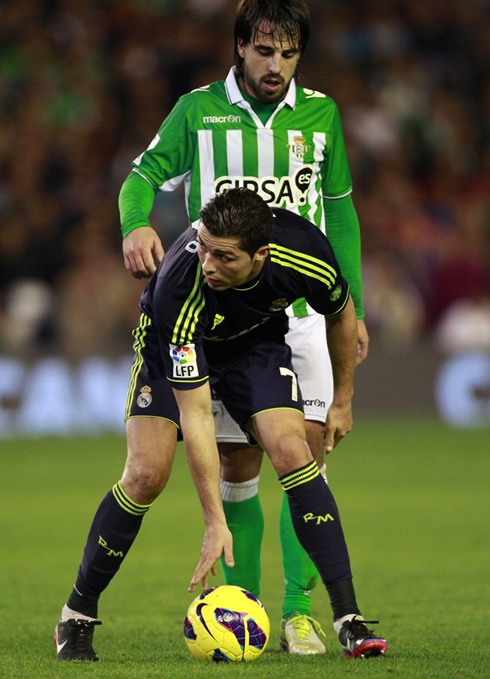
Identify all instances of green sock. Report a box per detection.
[221,495,263,596]
[280,491,319,618]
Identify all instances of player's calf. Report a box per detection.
[279,461,353,586]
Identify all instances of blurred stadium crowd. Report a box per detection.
[1,0,489,359]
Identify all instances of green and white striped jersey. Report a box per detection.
[132,67,354,317]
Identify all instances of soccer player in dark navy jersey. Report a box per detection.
[55,189,387,662]
[143,202,350,386]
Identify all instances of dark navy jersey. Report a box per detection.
[140,208,350,389]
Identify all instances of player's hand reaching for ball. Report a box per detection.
[123,226,165,279]
[189,523,234,592]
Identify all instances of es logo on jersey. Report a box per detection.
[330,285,342,302]
[170,344,198,378]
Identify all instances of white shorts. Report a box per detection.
[212,314,333,443]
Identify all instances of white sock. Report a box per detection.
[333,613,363,635]
[220,475,259,502]
[61,604,97,622]
[320,463,328,484]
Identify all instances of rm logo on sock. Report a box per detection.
[303,512,334,525]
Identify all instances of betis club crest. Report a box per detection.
[288,136,310,161]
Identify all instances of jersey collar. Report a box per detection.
[225,66,297,110]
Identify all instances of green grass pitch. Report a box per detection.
[1,417,488,678]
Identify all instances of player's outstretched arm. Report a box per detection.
[324,296,358,453]
[173,383,234,591]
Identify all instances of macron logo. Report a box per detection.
[203,114,241,124]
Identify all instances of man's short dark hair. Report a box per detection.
[199,188,274,257]
[234,0,310,75]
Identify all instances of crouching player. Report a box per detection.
[54,188,387,661]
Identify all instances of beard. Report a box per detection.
[240,69,291,103]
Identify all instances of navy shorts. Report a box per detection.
[126,314,304,433]
[207,340,304,430]
[125,314,181,427]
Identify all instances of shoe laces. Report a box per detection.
[343,616,381,641]
[69,619,101,654]
[287,615,326,640]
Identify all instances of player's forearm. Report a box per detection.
[324,195,364,318]
[173,386,227,527]
[187,445,226,526]
[119,171,157,238]
[326,296,358,405]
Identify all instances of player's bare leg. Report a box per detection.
[220,443,263,483]
[122,417,178,503]
[56,418,177,661]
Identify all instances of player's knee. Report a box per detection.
[219,443,263,483]
[269,432,312,477]
[304,420,325,466]
[121,463,169,503]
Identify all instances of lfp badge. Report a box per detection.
[170,344,198,378]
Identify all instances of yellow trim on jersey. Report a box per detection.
[166,376,209,384]
[329,287,350,315]
[172,265,206,344]
[269,243,337,288]
[232,280,260,291]
[125,313,151,419]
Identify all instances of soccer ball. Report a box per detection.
[183,585,270,663]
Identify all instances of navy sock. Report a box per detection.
[279,461,358,615]
[67,481,152,617]
[326,577,361,620]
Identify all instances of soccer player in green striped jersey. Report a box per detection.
[119,0,372,656]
